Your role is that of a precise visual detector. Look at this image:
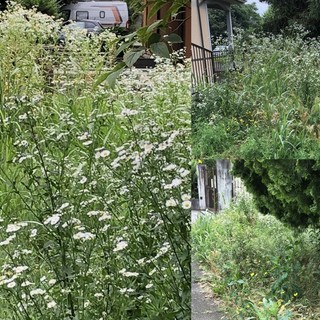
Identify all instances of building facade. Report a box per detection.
[191,0,244,85]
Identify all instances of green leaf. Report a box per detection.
[123,49,145,68]
[150,42,170,58]
[106,67,126,88]
[146,19,163,33]
[147,1,166,19]
[163,33,183,44]
[136,26,149,39]
[146,33,161,47]
[115,39,136,57]
[93,62,126,88]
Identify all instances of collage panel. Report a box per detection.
[0,1,191,319]
[191,0,320,319]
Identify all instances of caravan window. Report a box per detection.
[99,11,105,18]
[76,11,89,20]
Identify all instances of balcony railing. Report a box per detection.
[191,43,215,87]
[192,43,234,88]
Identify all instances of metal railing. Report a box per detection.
[191,43,215,88]
[192,43,235,88]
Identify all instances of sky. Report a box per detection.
[245,0,269,16]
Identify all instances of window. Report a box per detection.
[76,11,89,20]
[99,11,105,19]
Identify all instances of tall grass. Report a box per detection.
[192,26,320,160]
[0,3,191,319]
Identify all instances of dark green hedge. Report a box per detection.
[233,159,320,228]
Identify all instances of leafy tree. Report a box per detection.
[261,0,320,37]
[6,0,61,15]
[209,3,262,43]
[232,159,320,228]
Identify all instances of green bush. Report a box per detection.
[232,159,320,228]
[192,198,320,319]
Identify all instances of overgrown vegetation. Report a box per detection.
[232,159,320,228]
[192,26,320,160]
[209,3,262,43]
[0,4,191,319]
[261,0,320,37]
[192,198,320,319]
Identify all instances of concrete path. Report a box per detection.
[191,263,227,320]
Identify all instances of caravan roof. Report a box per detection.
[62,1,129,28]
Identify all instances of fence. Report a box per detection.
[193,161,249,211]
[191,43,215,87]
[191,43,235,88]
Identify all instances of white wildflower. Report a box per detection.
[47,301,57,309]
[137,258,145,265]
[30,288,46,296]
[0,234,16,246]
[57,202,69,211]
[30,229,38,238]
[13,266,28,274]
[149,269,156,276]
[87,210,99,217]
[163,164,177,171]
[21,281,34,287]
[179,168,190,177]
[78,132,90,141]
[48,279,56,286]
[6,222,28,233]
[171,178,182,187]
[182,200,191,209]
[121,108,139,116]
[83,140,93,146]
[113,240,128,252]
[99,212,111,221]
[122,271,139,277]
[44,214,60,226]
[166,198,177,207]
[79,176,87,184]
[181,194,191,201]
[18,113,27,120]
[73,232,96,241]
[100,150,110,158]
[7,281,16,289]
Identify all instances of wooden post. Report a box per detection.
[216,160,233,211]
[196,164,207,210]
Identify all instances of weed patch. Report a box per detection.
[192,198,320,319]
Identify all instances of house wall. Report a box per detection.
[143,2,191,57]
[191,0,212,51]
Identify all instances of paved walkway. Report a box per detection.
[192,209,226,320]
[191,262,227,320]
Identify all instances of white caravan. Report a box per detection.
[61,1,129,29]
